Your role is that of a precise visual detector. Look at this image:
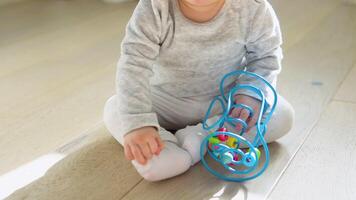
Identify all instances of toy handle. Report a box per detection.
[219,70,278,125]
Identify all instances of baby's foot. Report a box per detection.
[131,141,192,181]
[175,116,221,166]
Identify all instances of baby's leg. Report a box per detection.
[175,95,294,164]
[103,95,192,181]
[224,95,295,144]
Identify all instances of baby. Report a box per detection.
[103,0,294,181]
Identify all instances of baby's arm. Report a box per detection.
[233,0,282,128]
[114,0,165,164]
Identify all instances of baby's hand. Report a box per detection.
[123,126,164,165]
[231,94,262,132]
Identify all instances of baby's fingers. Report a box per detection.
[247,115,259,132]
[124,143,134,160]
[131,144,147,165]
[230,107,241,118]
[139,143,153,160]
[236,109,249,131]
[148,139,159,155]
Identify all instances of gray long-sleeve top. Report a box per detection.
[114,0,283,141]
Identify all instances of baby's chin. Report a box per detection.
[182,0,222,7]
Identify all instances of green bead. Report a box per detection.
[209,137,220,145]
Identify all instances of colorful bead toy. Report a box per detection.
[200,70,278,182]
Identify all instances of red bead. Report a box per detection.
[217,134,228,141]
[233,153,239,161]
[217,127,228,141]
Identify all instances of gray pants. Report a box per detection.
[103,89,294,181]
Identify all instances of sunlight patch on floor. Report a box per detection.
[0,153,65,199]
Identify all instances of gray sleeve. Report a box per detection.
[114,0,162,139]
[236,0,283,107]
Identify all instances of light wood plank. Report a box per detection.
[268,101,356,200]
[334,64,356,103]
[0,63,113,174]
[0,0,134,77]
[0,0,107,46]
[0,1,142,198]
[271,0,339,49]
[122,4,356,200]
[6,126,143,200]
[0,0,27,6]
[0,0,136,174]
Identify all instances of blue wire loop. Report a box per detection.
[200,70,278,182]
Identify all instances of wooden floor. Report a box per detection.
[0,0,355,199]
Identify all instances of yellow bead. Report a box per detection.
[226,137,238,148]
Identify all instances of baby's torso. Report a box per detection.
[151,0,251,98]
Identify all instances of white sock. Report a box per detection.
[175,115,222,166]
[175,124,207,166]
[131,141,192,181]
